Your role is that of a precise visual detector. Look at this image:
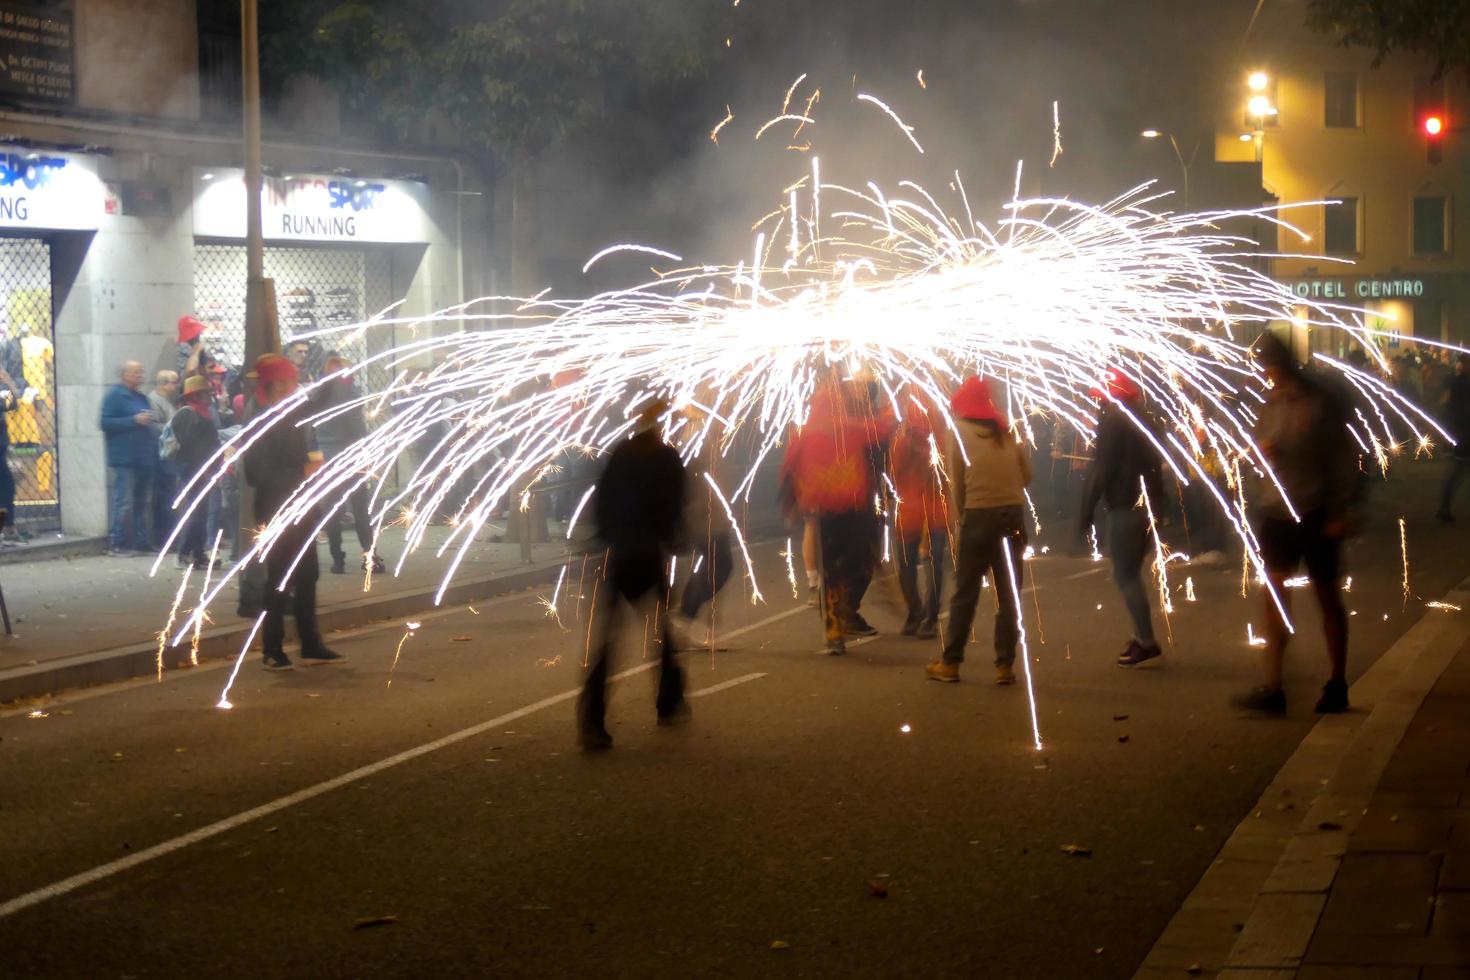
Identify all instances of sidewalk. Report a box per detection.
[0,523,574,704]
[1137,576,1470,979]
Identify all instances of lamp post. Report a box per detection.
[1245,71,1275,165]
[1141,129,1191,206]
[241,0,277,365]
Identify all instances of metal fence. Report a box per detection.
[0,238,58,536]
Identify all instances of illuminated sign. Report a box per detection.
[0,149,102,230]
[1288,278,1427,300]
[192,169,431,244]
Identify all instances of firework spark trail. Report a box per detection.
[156,565,194,681]
[1000,536,1043,752]
[1400,516,1410,610]
[388,621,421,690]
[1138,478,1175,640]
[216,613,267,710]
[782,536,798,598]
[191,531,225,666]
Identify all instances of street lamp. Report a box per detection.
[1245,71,1275,164]
[1248,71,1269,92]
[1141,129,1191,206]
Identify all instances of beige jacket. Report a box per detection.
[945,420,1032,511]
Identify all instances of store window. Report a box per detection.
[0,239,58,535]
[1324,197,1359,255]
[1324,73,1358,128]
[1413,196,1448,255]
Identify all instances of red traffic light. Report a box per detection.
[1424,114,1445,137]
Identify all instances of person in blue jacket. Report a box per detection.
[99,360,157,555]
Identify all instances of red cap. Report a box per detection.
[178,315,206,344]
[1090,368,1142,403]
[950,376,1007,427]
[254,353,298,387]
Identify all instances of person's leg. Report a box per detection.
[819,514,851,649]
[579,554,626,740]
[262,547,290,662]
[349,483,374,553]
[292,546,324,652]
[802,517,819,587]
[1305,532,1348,686]
[924,530,947,628]
[650,564,687,719]
[1260,570,1292,690]
[0,445,14,532]
[940,515,985,664]
[896,533,923,630]
[325,499,346,565]
[130,466,154,551]
[987,515,1022,668]
[1440,458,1465,516]
[1108,509,1158,647]
[107,466,128,550]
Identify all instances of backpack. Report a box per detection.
[158,416,179,460]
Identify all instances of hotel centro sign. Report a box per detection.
[192,168,430,244]
[1288,277,1427,300]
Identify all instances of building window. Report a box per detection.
[1324,73,1358,128]
[1324,197,1358,255]
[198,0,242,122]
[1414,196,1448,255]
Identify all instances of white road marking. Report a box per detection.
[0,602,809,921]
[688,672,767,698]
[1066,567,1107,580]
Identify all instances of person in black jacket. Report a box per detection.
[1080,369,1165,668]
[578,398,687,751]
[1437,354,1470,522]
[310,353,383,575]
[243,353,343,671]
[171,375,221,568]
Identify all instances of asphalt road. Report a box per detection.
[1,464,1465,979]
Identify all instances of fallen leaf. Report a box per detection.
[1112,713,1129,721]
[770,940,790,950]
[1061,844,1092,857]
[306,693,321,699]
[865,880,888,898]
[352,915,399,930]
[451,636,473,642]
[1117,734,1130,743]
[1187,965,1202,976]
[109,752,124,762]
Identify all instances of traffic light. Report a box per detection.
[1423,112,1446,164]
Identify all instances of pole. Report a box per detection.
[1168,134,1190,207]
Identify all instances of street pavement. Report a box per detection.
[0,463,1466,978]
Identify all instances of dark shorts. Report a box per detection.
[1257,511,1341,584]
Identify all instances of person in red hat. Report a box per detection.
[928,375,1031,684]
[1080,367,1165,668]
[176,315,211,379]
[889,392,949,639]
[243,352,342,670]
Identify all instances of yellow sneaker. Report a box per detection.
[994,664,1016,686]
[925,660,960,683]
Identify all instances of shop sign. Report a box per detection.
[192,169,431,244]
[1288,277,1427,300]
[0,150,102,231]
[0,2,74,105]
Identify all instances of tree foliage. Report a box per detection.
[1306,0,1470,82]
[260,0,727,156]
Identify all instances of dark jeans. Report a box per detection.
[153,460,178,550]
[941,506,1025,666]
[262,525,324,657]
[1440,457,1470,515]
[1182,479,1227,554]
[0,444,14,528]
[579,547,684,733]
[108,465,153,550]
[1108,507,1156,646]
[679,529,733,620]
[817,510,876,644]
[326,482,373,562]
[177,481,218,565]
[897,530,947,628]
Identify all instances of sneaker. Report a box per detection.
[900,618,920,637]
[914,622,938,640]
[994,664,1016,685]
[1314,678,1349,714]
[1437,510,1455,524]
[363,554,386,574]
[926,659,960,683]
[848,615,879,637]
[579,726,613,752]
[825,638,847,656]
[104,548,132,558]
[262,652,295,671]
[1117,640,1163,667]
[301,647,346,664]
[657,700,692,727]
[1232,686,1287,716]
[329,556,346,575]
[806,585,819,608]
[176,555,191,569]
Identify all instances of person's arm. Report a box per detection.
[99,389,138,434]
[1015,435,1033,487]
[1079,415,1113,530]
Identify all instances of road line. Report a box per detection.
[1065,566,1107,580]
[688,672,767,698]
[0,601,809,921]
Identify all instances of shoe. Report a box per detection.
[914,621,938,640]
[301,647,346,664]
[261,652,295,671]
[579,726,613,751]
[926,659,960,683]
[104,548,132,558]
[1315,678,1349,714]
[1117,640,1163,667]
[900,618,920,637]
[657,700,692,727]
[1232,686,1286,716]
[1437,511,1455,524]
[176,555,190,569]
[848,615,879,637]
[1193,550,1228,567]
[363,554,386,574]
[330,556,346,575]
[994,664,1016,685]
[825,639,847,656]
[806,586,819,608]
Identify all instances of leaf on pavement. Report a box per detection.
[352,915,399,930]
[770,940,790,950]
[451,636,473,642]
[1060,844,1092,857]
[865,879,888,898]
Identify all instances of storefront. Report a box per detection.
[0,149,105,534]
[190,168,432,390]
[1281,273,1470,358]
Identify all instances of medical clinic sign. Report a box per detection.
[0,150,102,231]
[192,169,430,244]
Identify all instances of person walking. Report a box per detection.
[927,376,1031,684]
[1436,354,1470,523]
[100,361,157,556]
[148,370,180,551]
[1081,369,1166,667]
[243,353,343,671]
[171,375,221,569]
[780,378,890,656]
[673,406,733,649]
[309,354,384,575]
[890,396,949,639]
[578,399,688,751]
[1235,333,1358,715]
